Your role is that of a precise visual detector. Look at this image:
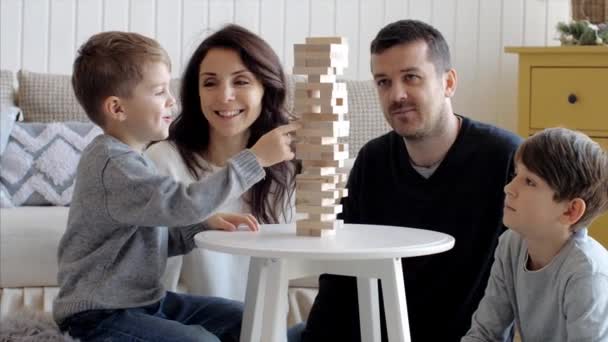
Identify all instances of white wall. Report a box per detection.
[0,0,570,131]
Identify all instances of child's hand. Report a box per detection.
[205,213,259,232]
[250,123,300,167]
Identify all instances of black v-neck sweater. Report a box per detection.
[303,116,522,342]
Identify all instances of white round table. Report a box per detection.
[195,223,454,342]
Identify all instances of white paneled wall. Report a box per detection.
[0,0,570,131]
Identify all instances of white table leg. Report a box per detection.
[261,258,289,342]
[240,257,270,342]
[357,277,381,342]
[381,258,410,342]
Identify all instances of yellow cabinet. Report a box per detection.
[530,68,608,131]
[505,46,608,248]
[591,139,608,248]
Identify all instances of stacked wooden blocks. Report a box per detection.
[293,37,349,237]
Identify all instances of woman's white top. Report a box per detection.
[145,140,293,301]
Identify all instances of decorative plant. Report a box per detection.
[556,20,608,45]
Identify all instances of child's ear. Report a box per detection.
[103,96,127,121]
[560,198,586,227]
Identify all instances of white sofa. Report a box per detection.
[0,69,388,325]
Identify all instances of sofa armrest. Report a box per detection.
[0,207,69,287]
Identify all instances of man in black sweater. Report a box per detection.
[299,20,522,342]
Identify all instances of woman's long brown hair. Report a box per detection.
[168,24,296,223]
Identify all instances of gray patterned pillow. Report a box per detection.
[17,70,183,122]
[169,78,182,116]
[18,70,89,122]
[0,121,102,207]
[285,74,306,115]
[346,80,389,157]
[1,70,15,110]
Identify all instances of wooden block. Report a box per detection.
[293,53,348,69]
[296,226,312,236]
[307,75,336,83]
[294,53,347,64]
[297,129,338,138]
[294,88,347,100]
[294,98,347,108]
[336,166,350,175]
[294,57,348,68]
[307,213,338,221]
[309,228,337,237]
[300,113,345,123]
[336,178,348,189]
[296,149,349,161]
[300,121,350,137]
[292,66,344,76]
[296,143,347,154]
[294,96,346,107]
[295,82,346,92]
[339,188,348,198]
[295,103,348,114]
[294,50,348,61]
[297,189,342,200]
[297,195,336,207]
[332,188,348,204]
[296,204,343,215]
[300,166,336,176]
[302,120,349,130]
[294,88,323,99]
[296,219,343,230]
[302,159,345,168]
[296,173,340,183]
[305,37,347,45]
[294,43,347,53]
[297,136,339,145]
[296,181,336,191]
[298,147,348,161]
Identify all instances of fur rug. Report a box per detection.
[0,310,78,342]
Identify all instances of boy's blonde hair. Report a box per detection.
[516,128,608,230]
[72,31,171,126]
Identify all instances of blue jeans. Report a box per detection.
[288,322,305,342]
[59,291,243,342]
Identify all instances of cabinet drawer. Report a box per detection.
[588,138,607,248]
[530,68,608,131]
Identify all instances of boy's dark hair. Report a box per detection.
[516,128,608,230]
[370,19,452,73]
[72,31,170,126]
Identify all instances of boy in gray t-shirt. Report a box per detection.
[463,128,608,342]
[53,31,298,342]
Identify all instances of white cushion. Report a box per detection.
[0,206,69,287]
[0,206,185,290]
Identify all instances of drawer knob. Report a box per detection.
[567,94,578,104]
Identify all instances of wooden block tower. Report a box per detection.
[293,37,349,237]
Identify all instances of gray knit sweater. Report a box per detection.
[53,135,264,323]
[463,229,608,341]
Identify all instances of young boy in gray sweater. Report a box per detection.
[53,31,298,342]
[463,128,608,342]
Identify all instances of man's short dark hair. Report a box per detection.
[370,19,451,73]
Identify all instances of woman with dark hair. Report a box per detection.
[146,24,297,301]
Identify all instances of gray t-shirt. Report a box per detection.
[53,135,264,323]
[463,229,608,341]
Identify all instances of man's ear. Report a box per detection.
[560,198,586,227]
[102,96,127,121]
[444,68,457,98]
